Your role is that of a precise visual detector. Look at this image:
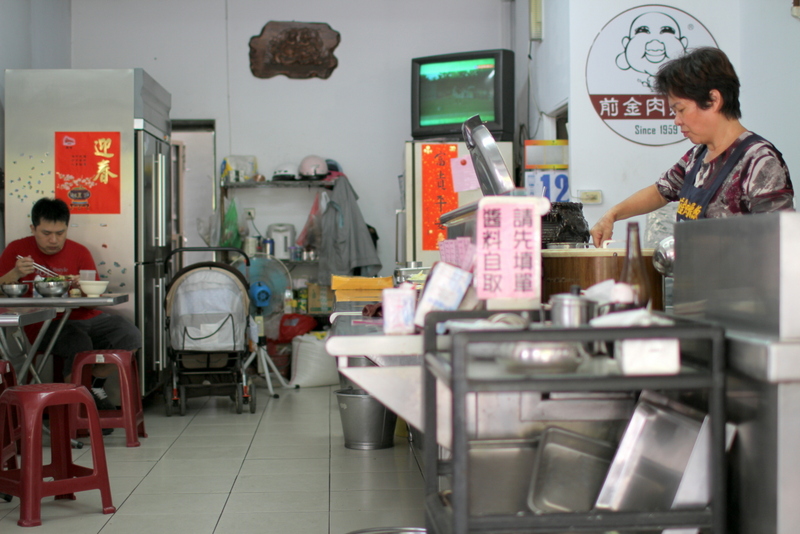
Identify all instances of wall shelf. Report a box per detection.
[220,179,335,189]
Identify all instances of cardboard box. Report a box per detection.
[308,283,335,314]
[330,275,393,290]
[334,289,385,302]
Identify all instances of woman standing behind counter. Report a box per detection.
[590,47,794,247]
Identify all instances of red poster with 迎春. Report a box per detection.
[420,144,458,250]
[54,131,121,214]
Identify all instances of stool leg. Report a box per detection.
[119,360,140,447]
[132,360,147,439]
[83,398,115,515]
[47,405,77,501]
[17,405,45,527]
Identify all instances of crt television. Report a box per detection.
[411,49,515,141]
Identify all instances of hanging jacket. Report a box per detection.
[317,175,381,283]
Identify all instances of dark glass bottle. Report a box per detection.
[618,222,651,309]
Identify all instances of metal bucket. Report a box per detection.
[338,356,376,390]
[335,389,397,450]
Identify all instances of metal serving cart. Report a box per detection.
[421,310,727,533]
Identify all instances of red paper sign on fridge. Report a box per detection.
[55,131,122,214]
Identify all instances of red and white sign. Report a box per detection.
[420,144,459,251]
[55,131,122,214]
[586,5,717,146]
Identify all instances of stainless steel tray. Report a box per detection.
[527,427,616,513]
[594,397,703,512]
[468,438,539,516]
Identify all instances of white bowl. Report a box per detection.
[79,280,109,297]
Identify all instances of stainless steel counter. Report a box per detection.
[326,314,424,366]
[674,213,800,534]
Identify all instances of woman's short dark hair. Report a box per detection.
[31,197,71,227]
[653,47,741,120]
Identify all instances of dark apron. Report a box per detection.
[676,133,768,221]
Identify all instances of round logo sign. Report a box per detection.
[585,5,717,146]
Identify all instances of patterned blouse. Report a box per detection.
[655,131,794,217]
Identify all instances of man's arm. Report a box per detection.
[590,184,669,247]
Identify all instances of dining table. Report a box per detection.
[0,294,128,383]
[0,307,58,376]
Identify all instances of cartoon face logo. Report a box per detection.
[585,5,717,146]
[615,12,689,89]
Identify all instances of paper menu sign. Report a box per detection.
[413,262,473,327]
[474,196,550,308]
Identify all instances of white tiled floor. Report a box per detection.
[0,384,426,533]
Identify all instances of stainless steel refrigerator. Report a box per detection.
[4,68,173,396]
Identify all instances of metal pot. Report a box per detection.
[549,286,597,327]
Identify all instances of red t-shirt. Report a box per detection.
[0,236,101,321]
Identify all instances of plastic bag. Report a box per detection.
[288,333,339,388]
[273,313,317,343]
[220,155,258,183]
[220,198,243,249]
[196,215,219,247]
[296,190,328,250]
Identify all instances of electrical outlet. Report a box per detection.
[245,208,256,220]
[578,190,603,204]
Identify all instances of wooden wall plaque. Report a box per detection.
[249,21,340,80]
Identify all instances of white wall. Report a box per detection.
[69,0,512,277]
[738,0,800,177]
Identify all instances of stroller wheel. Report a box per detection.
[164,384,173,417]
[235,384,244,414]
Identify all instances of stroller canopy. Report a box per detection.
[165,264,250,352]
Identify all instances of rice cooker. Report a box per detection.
[267,223,296,260]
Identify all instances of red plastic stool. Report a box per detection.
[70,350,147,447]
[0,361,21,471]
[0,383,115,527]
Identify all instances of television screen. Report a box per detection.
[411,49,514,141]
[418,57,497,126]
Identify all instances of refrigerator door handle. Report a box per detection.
[154,152,165,247]
[154,275,165,371]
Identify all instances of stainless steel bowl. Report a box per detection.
[504,342,584,374]
[34,280,71,297]
[653,236,675,276]
[1,283,28,297]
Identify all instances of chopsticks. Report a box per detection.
[16,255,60,278]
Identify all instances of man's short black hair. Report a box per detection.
[31,197,71,227]
[653,47,742,120]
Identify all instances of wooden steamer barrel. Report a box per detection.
[541,248,664,311]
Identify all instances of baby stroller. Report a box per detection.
[163,247,256,415]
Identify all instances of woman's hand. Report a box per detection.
[590,215,615,248]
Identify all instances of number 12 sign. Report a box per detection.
[524,169,570,201]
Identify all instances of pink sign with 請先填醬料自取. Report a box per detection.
[474,196,550,301]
